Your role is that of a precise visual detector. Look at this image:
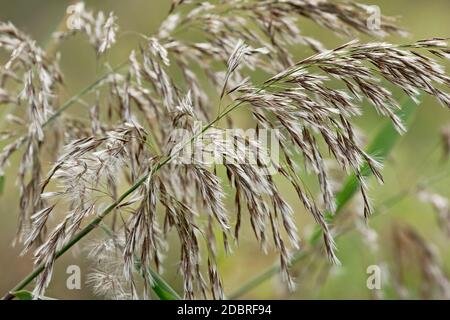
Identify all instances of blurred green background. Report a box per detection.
[1,0,450,299]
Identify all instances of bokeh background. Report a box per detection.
[1,0,450,299]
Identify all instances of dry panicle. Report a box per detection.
[1,0,450,299]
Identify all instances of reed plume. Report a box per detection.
[1,0,450,299]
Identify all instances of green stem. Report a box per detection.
[227,250,310,300]
[227,188,409,300]
[0,4,71,128]
[1,2,243,300]
[2,174,147,300]
[0,60,129,200]
[0,50,419,300]
[229,158,450,300]
[10,61,129,152]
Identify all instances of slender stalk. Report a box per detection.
[2,174,147,300]
[228,156,450,299]
[1,82,246,299]
[0,60,129,198]
[227,250,310,300]
[0,2,74,131]
[6,61,128,154]
[0,54,429,300]
[227,186,410,299]
[228,97,419,298]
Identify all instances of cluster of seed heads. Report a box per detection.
[1,0,450,299]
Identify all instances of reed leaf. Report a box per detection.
[12,290,56,300]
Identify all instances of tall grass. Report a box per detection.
[1,1,450,300]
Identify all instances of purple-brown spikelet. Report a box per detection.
[1,1,450,299]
